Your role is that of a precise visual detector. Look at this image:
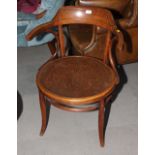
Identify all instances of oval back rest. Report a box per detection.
[26,6,119,62]
[51,6,117,60]
[52,6,117,31]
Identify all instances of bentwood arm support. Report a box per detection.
[104,31,121,85]
[26,22,58,57]
[26,22,56,41]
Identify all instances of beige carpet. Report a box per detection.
[17,45,138,155]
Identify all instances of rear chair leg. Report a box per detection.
[98,98,105,147]
[47,39,57,56]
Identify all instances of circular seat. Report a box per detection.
[36,56,117,105]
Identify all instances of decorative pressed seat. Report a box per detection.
[26,6,124,147]
[37,56,117,104]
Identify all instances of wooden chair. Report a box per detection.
[26,6,123,147]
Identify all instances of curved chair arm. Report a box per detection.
[108,30,126,84]
[26,22,59,57]
[105,31,120,85]
[118,0,138,28]
[109,48,120,84]
[109,39,120,84]
[26,22,55,41]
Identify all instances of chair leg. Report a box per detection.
[39,90,47,136]
[98,98,105,147]
[47,39,56,56]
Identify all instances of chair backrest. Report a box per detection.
[26,6,120,62]
[51,6,117,30]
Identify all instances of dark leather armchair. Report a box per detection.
[69,0,138,64]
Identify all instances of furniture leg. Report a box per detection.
[39,90,47,136]
[98,98,105,147]
[47,39,56,56]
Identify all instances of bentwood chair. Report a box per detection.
[26,6,123,147]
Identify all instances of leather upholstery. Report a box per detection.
[69,0,138,64]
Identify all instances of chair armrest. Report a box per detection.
[26,22,57,41]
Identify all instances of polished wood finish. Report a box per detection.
[39,90,47,136]
[36,56,117,105]
[26,6,120,147]
[49,100,98,112]
[26,6,119,41]
[98,99,105,146]
[47,38,57,56]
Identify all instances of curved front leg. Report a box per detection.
[98,98,105,147]
[39,90,47,136]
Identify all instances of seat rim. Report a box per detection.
[36,56,117,105]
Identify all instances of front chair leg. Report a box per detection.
[98,98,105,147]
[39,90,47,136]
